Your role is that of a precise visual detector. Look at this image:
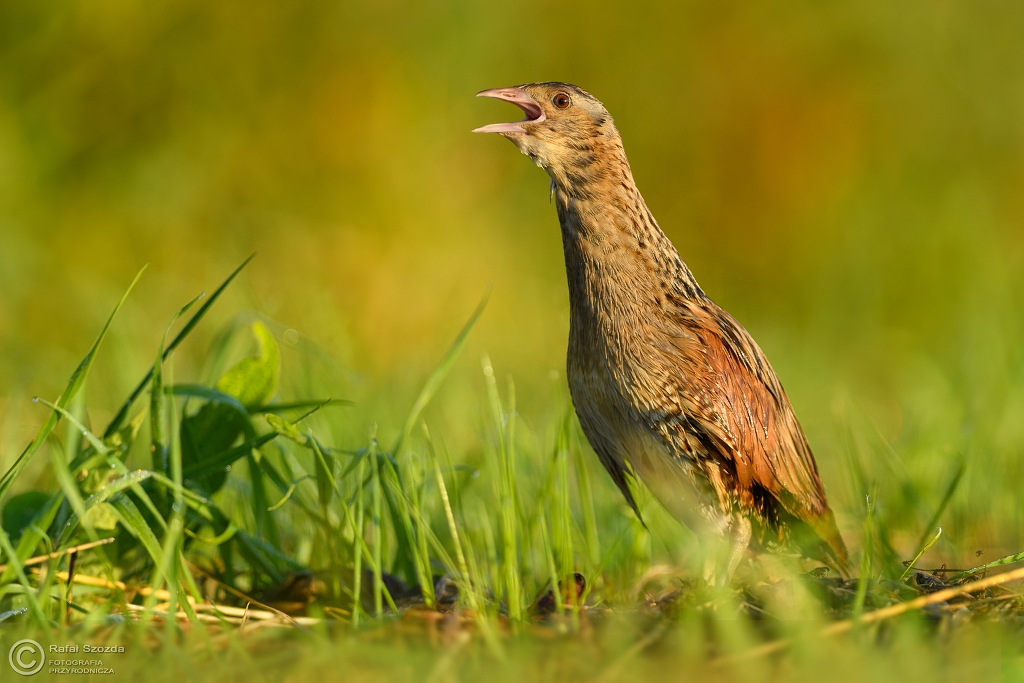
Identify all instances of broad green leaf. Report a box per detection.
[181,432,278,482]
[0,493,62,583]
[216,321,280,409]
[1,491,51,543]
[177,382,261,494]
[179,403,250,493]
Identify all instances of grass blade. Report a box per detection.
[0,527,49,628]
[482,356,523,621]
[383,292,488,583]
[153,295,205,475]
[352,456,365,627]
[250,399,352,415]
[852,489,876,619]
[370,436,384,619]
[899,527,942,581]
[103,254,255,439]
[390,291,488,458]
[432,447,470,595]
[951,550,1024,580]
[0,266,146,500]
[913,460,964,559]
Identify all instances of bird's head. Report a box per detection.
[473,82,622,184]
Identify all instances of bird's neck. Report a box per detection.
[550,145,704,326]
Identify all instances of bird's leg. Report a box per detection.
[719,514,752,587]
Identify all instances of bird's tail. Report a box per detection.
[810,509,853,579]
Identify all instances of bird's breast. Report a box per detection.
[566,343,726,536]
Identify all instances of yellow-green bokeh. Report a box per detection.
[1,1,1022,565]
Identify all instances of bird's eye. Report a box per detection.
[552,93,571,109]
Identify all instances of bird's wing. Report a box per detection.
[646,301,848,565]
[586,434,646,527]
[569,368,647,526]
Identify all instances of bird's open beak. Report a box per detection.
[472,87,546,134]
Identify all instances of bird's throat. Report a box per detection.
[552,149,704,339]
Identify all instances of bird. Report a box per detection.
[474,82,850,583]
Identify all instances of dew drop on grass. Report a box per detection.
[283,329,299,346]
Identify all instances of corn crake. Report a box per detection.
[474,82,851,584]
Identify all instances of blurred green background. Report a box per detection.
[1,1,1022,567]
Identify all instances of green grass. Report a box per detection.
[1,1,1024,680]
[0,258,1021,683]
